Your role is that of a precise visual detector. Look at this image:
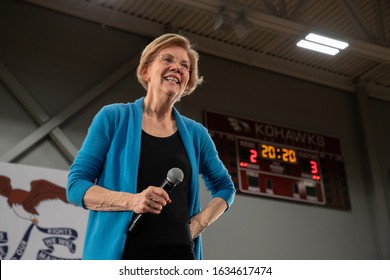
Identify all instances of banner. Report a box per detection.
[0,162,88,260]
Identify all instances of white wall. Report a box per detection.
[1,0,389,259]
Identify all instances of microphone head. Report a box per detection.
[167,168,184,186]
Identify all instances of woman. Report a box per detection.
[67,33,235,260]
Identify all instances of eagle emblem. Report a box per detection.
[0,175,67,224]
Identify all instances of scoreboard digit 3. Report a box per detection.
[204,110,351,210]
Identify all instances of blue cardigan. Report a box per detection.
[67,97,235,259]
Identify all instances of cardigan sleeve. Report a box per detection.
[198,125,236,208]
[66,106,116,208]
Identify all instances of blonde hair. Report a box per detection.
[136,33,204,96]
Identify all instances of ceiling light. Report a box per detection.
[233,15,253,38]
[214,9,235,32]
[305,33,349,49]
[297,40,339,55]
[297,32,349,55]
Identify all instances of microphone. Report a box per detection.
[128,167,184,233]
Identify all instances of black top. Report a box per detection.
[122,130,194,260]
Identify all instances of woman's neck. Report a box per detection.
[142,95,177,137]
[143,94,176,118]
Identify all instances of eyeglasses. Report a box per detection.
[158,54,191,73]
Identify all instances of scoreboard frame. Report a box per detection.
[204,110,351,210]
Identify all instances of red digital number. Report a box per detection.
[310,160,320,180]
[250,149,258,163]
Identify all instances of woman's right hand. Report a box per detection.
[131,186,171,214]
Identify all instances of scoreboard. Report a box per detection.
[204,110,351,210]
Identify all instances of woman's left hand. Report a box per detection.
[189,197,228,239]
[190,214,207,240]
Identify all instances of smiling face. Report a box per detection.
[142,46,191,101]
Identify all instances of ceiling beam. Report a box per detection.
[262,0,278,16]
[279,0,287,18]
[288,0,310,20]
[339,0,377,41]
[0,55,139,162]
[373,0,386,43]
[0,60,78,162]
